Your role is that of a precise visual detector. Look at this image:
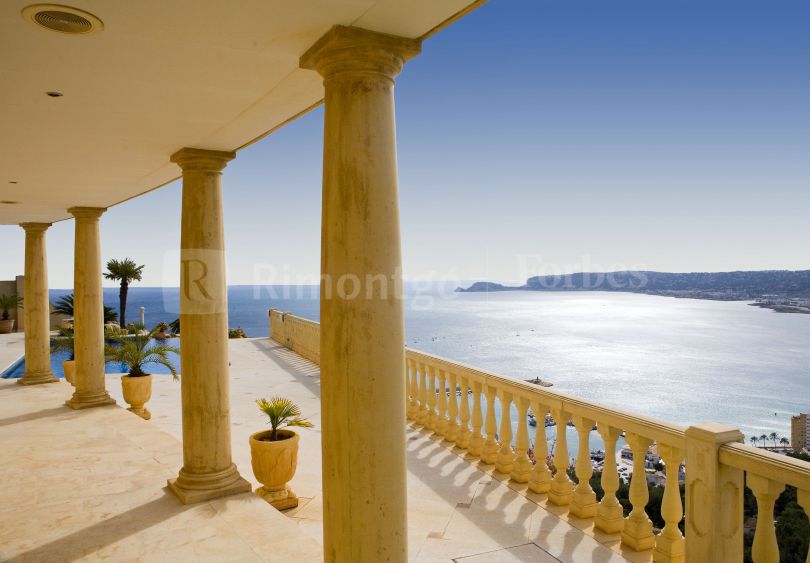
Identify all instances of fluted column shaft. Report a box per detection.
[66,208,114,409]
[19,223,57,385]
[301,25,421,563]
[167,147,250,504]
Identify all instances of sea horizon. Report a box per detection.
[47,284,810,443]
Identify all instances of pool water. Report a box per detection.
[1,337,181,379]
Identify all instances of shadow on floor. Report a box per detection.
[247,339,322,399]
[0,406,73,428]
[7,490,187,563]
[246,339,629,562]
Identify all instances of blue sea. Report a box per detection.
[42,284,810,441]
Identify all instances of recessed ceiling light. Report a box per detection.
[45,91,63,97]
[21,4,103,35]
[1,201,21,205]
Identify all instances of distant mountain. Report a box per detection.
[457,270,810,300]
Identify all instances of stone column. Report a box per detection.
[18,223,58,385]
[684,423,744,562]
[66,207,115,409]
[167,147,250,504]
[300,26,421,563]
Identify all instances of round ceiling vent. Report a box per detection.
[21,4,103,35]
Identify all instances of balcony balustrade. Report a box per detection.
[270,309,810,563]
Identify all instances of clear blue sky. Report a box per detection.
[3,0,809,288]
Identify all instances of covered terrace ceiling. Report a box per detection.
[0,0,482,224]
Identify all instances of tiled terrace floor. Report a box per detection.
[0,334,638,562]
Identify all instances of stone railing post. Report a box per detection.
[684,423,744,563]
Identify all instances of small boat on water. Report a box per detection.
[524,376,553,388]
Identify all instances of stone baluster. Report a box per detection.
[426,364,438,431]
[405,358,414,419]
[797,490,810,563]
[654,444,685,563]
[445,370,460,443]
[416,361,428,425]
[435,368,448,437]
[469,380,484,457]
[595,424,624,534]
[511,396,532,483]
[495,390,515,474]
[622,433,655,551]
[456,375,472,449]
[548,407,574,506]
[570,416,597,518]
[528,400,552,494]
[406,358,416,420]
[481,385,500,465]
[747,474,785,563]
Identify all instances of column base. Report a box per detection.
[548,478,574,506]
[653,534,685,563]
[621,516,656,551]
[168,464,251,505]
[570,489,598,519]
[510,457,533,483]
[595,504,625,534]
[18,370,59,385]
[65,391,116,410]
[528,469,552,494]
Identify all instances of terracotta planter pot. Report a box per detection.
[249,429,300,510]
[0,319,15,334]
[121,374,152,420]
[62,360,76,386]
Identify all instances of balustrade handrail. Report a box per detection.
[405,347,687,450]
[719,441,810,491]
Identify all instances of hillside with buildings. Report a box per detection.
[459,270,810,308]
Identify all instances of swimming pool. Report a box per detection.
[1,338,181,379]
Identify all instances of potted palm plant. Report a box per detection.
[153,321,170,339]
[0,294,22,334]
[250,397,313,510]
[104,325,179,420]
[52,327,76,385]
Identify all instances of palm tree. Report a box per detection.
[104,325,179,380]
[769,432,778,447]
[780,437,790,449]
[104,258,144,328]
[52,293,118,324]
[749,436,758,447]
[759,434,768,448]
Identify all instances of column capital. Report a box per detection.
[19,222,52,233]
[300,25,421,80]
[68,207,106,221]
[171,147,235,172]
